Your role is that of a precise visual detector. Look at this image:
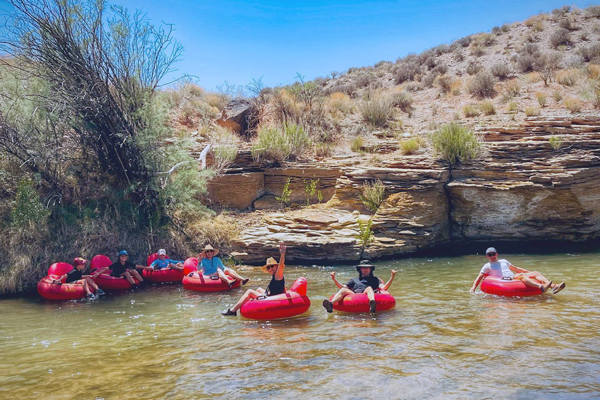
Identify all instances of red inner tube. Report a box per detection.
[182,257,241,292]
[240,277,311,320]
[37,262,86,301]
[90,254,138,291]
[480,276,543,297]
[330,290,396,313]
[142,253,184,283]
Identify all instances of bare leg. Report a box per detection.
[85,277,99,291]
[225,268,246,281]
[230,288,265,312]
[364,286,376,302]
[122,271,136,285]
[130,270,144,282]
[82,280,92,295]
[515,273,551,291]
[331,287,353,304]
[170,265,184,271]
[217,269,235,284]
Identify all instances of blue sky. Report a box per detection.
[8,0,595,90]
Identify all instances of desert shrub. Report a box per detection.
[328,92,353,115]
[463,104,479,117]
[359,94,394,127]
[586,5,600,18]
[205,92,230,111]
[315,143,334,157]
[502,80,521,101]
[559,16,579,31]
[251,123,311,163]
[395,62,421,84]
[399,137,425,155]
[432,63,448,75]
[429,123,482,166]
[404,81,422,92]
[436,75,453,94]
[536,92,547,107]
[453,50,465,62]
[517,54,537,73]
[525,107,541,116]
[564,97,583,113]
[548,136,563,150]
[477,33,496,47]
[507,101,518,112]
[550,28,572,48]
[389,91,414,114]
[351,136,364,153]
[587,64,600,80]
[538,52,563,86]
[210,126,239,170]
[479,101,496,115]
[553,91,563,102]
[421,72,436,87]
[491,63,511,80]
[454,36,472,47]
[578,43,600,62]
[466,61,482,75]
[468,71,497,98]
[360,179,386,213]
[470,45,486,57]
[551,5,571,19]
[556,69,580,86]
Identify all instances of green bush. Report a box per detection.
[251,123,311,163]
[479,101,496,115]
[389,91,414,114]
[430,123,482,166]
[351,136,364,153]
[10,180,50,228]
[525,107,541,116]
[463,104,480,117]
[360,179,386,213]
[359,94,394,127]
[536,92,547,107]
[399,137,425,155]
[550,28,572,48]
[549,136,563,150]
[490,63,511,80]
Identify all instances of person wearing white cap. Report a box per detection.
[470,247,565,294]
[197,244,249,287]
[149,249,184,271]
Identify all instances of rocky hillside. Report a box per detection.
[168,5,600,263]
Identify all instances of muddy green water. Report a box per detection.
[1,252,600,400]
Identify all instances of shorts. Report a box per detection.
[111,271,125,278]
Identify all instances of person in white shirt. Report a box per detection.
[470,247,565,294]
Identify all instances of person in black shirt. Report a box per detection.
[323,260,397,313]
[109,250,151,286]
[53,257,107,299]
[221,242,286,316]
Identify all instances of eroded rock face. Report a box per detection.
[214,116,600,264]
[216,99,257,135]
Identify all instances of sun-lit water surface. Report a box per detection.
[1,252,600,400]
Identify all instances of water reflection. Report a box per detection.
[1,252,600,399]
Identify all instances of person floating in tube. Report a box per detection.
[149,249,184,271]
[109,250,150,286]
[197,244,249,287]
[470,247,565,294]
[221,242,286,316]
[322,260,397,313]
[53,257,107,299]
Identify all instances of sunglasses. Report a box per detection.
[266,265,277,270]
[486,252,497,256]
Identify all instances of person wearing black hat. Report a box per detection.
[322,260,397,313]
[470,247,565,294]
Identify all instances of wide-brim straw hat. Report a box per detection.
[260,257,279,273]
[199,244,219,257]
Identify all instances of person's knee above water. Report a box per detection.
[469,247,565,294]
[150,249,184,271]
[109,250,150,286]
[197,245,249,287]
[322,260,397,313]
[53,257,106,299]
[221,242,287,316]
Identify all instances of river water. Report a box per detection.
[1,252,599,400]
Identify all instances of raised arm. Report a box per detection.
[381,270,397,291]
[470,272,486,293]
[330,271,344,288]
[275,242,286,280]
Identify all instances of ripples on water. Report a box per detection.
[1,253,599,399]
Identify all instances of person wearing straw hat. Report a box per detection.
[198,244,249,287]
[53,257,107,299]
[470,247,565,294]
[149,249,184,271]
[322,260,397,313]
[221,242,286,316]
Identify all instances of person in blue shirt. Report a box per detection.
[149,249,184,271]
[197,244,249,287]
